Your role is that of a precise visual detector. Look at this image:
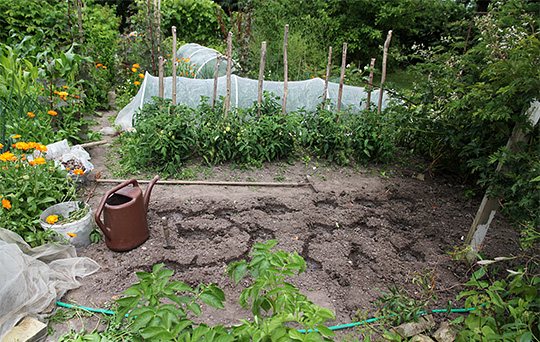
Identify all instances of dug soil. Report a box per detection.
[46,108,521,340]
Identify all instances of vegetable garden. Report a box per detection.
[0,0,539,341]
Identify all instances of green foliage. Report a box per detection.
[119,99,196,176]
[160,0,224,47]
[455,257,540,341]
[0,0,72,48]
[114,263,227,342]
[64,241,336,342]
[227,240,337,340]
[0,140,75,247]
[389,0,540,234]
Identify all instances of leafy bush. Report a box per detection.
[160,0,224,47]
[0,139,75,247]
[455,257,539,341]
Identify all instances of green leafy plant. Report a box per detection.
[0,139,75,246]
[455,257,540,341]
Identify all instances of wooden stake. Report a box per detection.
[282,24,289,116]
[96,178,312,189]
[158,56,164,98]
[224,32,233,117]
[366,58,376,110]
[337,43,347,112]
[171,26,177,105]
[465,100,540,256]
[77,0,83,44]
[257,41,267,116]
[377,30,392,115]
[322,46,332,109]
[212,53,222,109]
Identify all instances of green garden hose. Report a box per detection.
[55,301,476,332]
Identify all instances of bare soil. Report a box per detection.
[46,108,522,340]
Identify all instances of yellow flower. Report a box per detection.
[134,81,141,86]
[46,215,58,224]
[133,63,140,68]
[36,144,47,152]
[14,142,30,150]
[27,112,35,118]
[132,67,137,72]
[2,199,11,210]
[33,157,46,165]
[0,143,3,149]
[13,135,21,139]
[0,151,16,162]
[58,91,69,97]
[48,110,58,116]
[139,73,145,79]
[67,233,77,237]
[73,169,84,175]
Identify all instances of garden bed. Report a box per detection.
[47,152,521,340]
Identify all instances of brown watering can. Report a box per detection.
[95,176,160,252]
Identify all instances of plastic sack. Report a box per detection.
[0,228,100,340]
[34,139,95,182]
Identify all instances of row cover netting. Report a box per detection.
[115,73,389,129]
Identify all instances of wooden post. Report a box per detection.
[282,24,289,116]
[212,53,222,109]
[171,26,177,105]
[366,58,376,110]
[224,32,233,117]
[321,46,332,109]
[337,43,347,112]
[377,30,392,115]
[465,100,540,255]
[158,56,164,98]
[77,0,83,44]
[257,41,267,116]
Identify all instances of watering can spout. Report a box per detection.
[144,175,160,210]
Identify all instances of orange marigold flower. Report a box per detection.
[28,160,35,165]
[102,66,107,69]
[0,143,3,149]
[27,112,35,118]
[132,67,137,72]
[139,73,145,79]
[41,88,45,91]
[1,166,6,170]
[133,63,140,68]
[63,86,69,89]
[33,157,46,165]
[14,142,30,150]
[0,151,16,162]
[134,81,141,86]
[46,215,58,224]
[36,144,47,152]
[67,233,77,237]
[54,90,60,94]
[73,169,84,175]
[96,63,103,67]
[13,135,21,139]
[2,199,11,210]
[48,110,58,116]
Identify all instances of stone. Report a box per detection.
[433,322,460,342]
[391,315,435,338]
[1,316,47,342]
[410,334,436,342]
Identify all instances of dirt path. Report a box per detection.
[46,107,522,340]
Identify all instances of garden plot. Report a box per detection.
[48,163,521,340]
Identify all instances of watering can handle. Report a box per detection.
[94,178,139,237]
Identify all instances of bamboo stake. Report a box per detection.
[224,32,233,117]
[257,41,267,116]
[158,56,164,98]
[377,30,392,115]
[321,46,332,109]
[282,24,289,116]
[212,53,221,109]
[366,58,376,110]
[172,26,177,105]
[96,178,311,188]
[337,43,347,112]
